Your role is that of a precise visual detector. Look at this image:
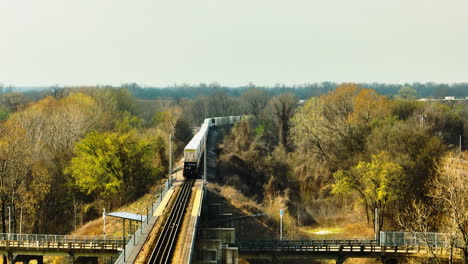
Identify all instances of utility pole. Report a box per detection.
[7,207,11,238]
[375,208,380,244]
[19,207,22,236]
[103,208,106,237]
[460,134,462,157]
[204,133,207,186]
[169,134,172,186]
[280,208,284,241]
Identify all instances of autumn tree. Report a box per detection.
[332,152,405,229]
[0,120,51,234]
[65,130,160,208]
[10,93,104,232]
[366,118,444,198]
[291,84,391,170]
[267,93,297,148]
[397,153,467,264]
[240,88,269,117]
[430,153,468,263]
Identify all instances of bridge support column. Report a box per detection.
[336,256,346,264]
[381,257,398,264]
[69,255,75,264]
[271,254,281,264]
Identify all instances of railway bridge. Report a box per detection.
[0,233,125,264]
[233,239,463,263]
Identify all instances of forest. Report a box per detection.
[0,84,466,260]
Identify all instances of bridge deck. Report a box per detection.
[0,233,125,257]
[234,240,463,260]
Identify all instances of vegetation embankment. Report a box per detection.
[0,87,193,237]
[213,85,467,262]
[0,83,466,263]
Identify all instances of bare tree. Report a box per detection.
[267,93,297,148]
[430,153,468,264]
[397,152,468,264]
[241,88,269,117]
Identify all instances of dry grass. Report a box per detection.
[133,186,180,264]
[209,183,263,215]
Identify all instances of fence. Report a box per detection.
[114,179,171,264]
[380,231,459,247]
[0,233,124,244]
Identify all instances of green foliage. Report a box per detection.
[365,119,444,197]
[115,111,143,132]
[333,152,405,227]
[291,84,391,170]
[397,86,418,99]
[65,130,159,207]
[391,99,424,120]
[0,108,10,122]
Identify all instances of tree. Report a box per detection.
[0,120,51,235]
[10,93,105,232]
[291,84,391,170]
[207,91,239,117]
[397,86,417,99]
[267,93,297,148]
[1,92,25,112]
[65,130,159,208]
[332,152,405,229]
[366,118,445,198]
[397,153,468,264]
[240,88,269,117]
[430,153,468,263]
[153,107,182,135]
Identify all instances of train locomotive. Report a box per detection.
[183,116,241,178]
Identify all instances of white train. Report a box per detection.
[183,116,242,178]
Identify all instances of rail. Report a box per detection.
[114,179,171,264]
[148,180,194,264]
[380,231,461,247]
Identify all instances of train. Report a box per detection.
[183,116,242,178]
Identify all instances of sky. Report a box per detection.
[1,0,468,87]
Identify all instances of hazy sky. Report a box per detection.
[1,0,467,87]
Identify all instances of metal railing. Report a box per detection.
[0,233,124,243]
[380,231,460,248]
[114,179,171,264]
[0,233,126,251]
[235,239,377,250]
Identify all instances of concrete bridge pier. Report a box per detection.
[6,253,43,264]
[335,256,347,264]
[381,256,399,264]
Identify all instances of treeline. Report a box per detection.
[0,87,191,234]
[216,84,467,257]
[124,82,468,99]
[4,82,468,100]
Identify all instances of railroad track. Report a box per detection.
[148,180,194,264]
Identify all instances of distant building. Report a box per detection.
[445,96,455,100]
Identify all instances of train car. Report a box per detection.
[183,120,209,178]
[183,116,241,178]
